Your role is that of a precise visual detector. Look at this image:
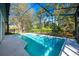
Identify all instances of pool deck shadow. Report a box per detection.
[0,35,79,56]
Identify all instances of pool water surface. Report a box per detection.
[21,33,66,56]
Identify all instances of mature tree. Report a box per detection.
[36,3,77,37]
[9,3,34,33]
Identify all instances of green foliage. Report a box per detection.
[32,27,52,33]
[51,23,63,35]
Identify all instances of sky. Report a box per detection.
[30,3,40,13]
[29,3,55,17]
[29,3,47,16]
[29,3,53,13]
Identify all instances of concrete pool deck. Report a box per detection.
[0,35,29,56]
[0,34,79,56]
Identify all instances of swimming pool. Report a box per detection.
[21,33,66,56]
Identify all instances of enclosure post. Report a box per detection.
[5,3,10,34]
[75,5,79,43]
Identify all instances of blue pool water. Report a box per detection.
[21,33,66,56]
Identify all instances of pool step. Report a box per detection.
[61,45,79,56]
[62,51,69,56]
[66,45,79,55]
